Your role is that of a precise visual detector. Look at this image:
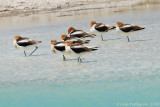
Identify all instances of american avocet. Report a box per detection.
[65,40,98,63]
[50,40,66,61]
[90,21,115,41]
[116,22,145,42]
[14,35,41,56]
[60,34,90,45]
[68,27,95,38]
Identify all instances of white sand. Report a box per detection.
[0,0,156,16]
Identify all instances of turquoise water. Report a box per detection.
[0,80,160,107]
[0,3,160,107]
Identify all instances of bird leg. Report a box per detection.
[127,36,130,42]
[101,35,104,41]
[29,46,38,56]
[24,51,27,56]
[63,55,66,61]
[79,57,82,63]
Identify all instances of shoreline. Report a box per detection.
[0,0,159,17]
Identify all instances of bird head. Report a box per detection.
[14,35,21,40]
[116,22,124,27]
[51,40,57,45]
[65,40,73,46]
[68,27,75,34]
[60,34,68,41]
[90,21,96,28]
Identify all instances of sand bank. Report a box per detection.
[0,0,158,17]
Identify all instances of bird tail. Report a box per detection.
[91,34,96,37]
[84,40,90,44]
[38,41,42,43]
[91,48,98,51]
[84,33,96,38]
[90,46,98,51]
[133,27,145,31]
[93,47,98,49]
[140,27,145,30]
[110,26,116,30]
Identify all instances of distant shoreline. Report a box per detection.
[0,0,159,17]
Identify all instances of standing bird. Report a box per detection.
[90,21,115,41]
[68,27,95,38]
[60,34,90,45]
[65,40,98,63]
[116,22,145,42]
[14,35,41,56]
[50,40,66,61]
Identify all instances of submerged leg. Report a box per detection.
[63,55,66,61]
[29,46,38,56]
[79,57,82,63]
[77,57,80,62]
[127,36,130,42]
[101,35,104,41]
[24,51,26,56]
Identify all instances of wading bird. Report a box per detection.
[90,21,115,41]
[50,40,66,61]
[14,35,41,56]
[60,34,90,45]
[68,27,95,38]
[116,22,145,42]
[65,40,98,63]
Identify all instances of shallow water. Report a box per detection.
[0,3,160,107]
[1,80,160,107]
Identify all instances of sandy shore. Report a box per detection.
[1,0,158,17]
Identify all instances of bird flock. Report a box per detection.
[13,21,145,63]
